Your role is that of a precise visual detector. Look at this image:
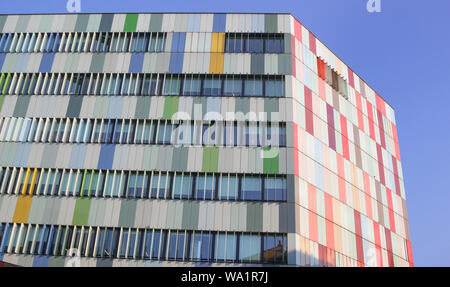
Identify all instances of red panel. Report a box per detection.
[391,122,399,143]
[406,240,414,266]
[327,104,336,151]
[294,20,302,42]
[385,228,394,267]
[386,188,396,233]
[392,156,401,196]
[318,77,326,101]
[308,183,317,213]
[340,115,350,161]
[317,57,326,80]
[377,110,386,149]
[376,144,385,185]
[347,67,355,88]
[325,219,335,250]
[355,235,364,264]
[367,101,376,141]
[309,210,318,242]
[365,193,373,220]
[293,123,299,177]
[291,35,296,78]
[375,93,386,116]
[354,210,362,237]
[305,86,314,135]
[337,154,346,203]
[309,31,316,54]
[355,91,365,132]
[324,193,333,221]
[376,245,383,267]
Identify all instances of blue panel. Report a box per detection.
[0,53,6,71]
[98,144,116,170]
[69,145,87,169]
[213,14,226,32]
[169,53,184,73]
[15,53,30,72]
[32,256,50,267]
[38,53,55,73]
[107,96,123,118]
[171,32,186,53]
[129,53,144,73]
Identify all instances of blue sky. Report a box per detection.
[1,0,449,266]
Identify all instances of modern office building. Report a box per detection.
[0,13,412,267]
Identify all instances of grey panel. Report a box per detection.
[118,199,137,227]
[149,14,163,32]
[15,15,31,32]
[89,54,105,73]
[0,16,7,32]
[99,14,114,32]
[134,97,150,119]
[250,54,264,74]
[74,14,89,32]
[66,96,83,118]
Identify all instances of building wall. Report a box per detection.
[0,13,412,267]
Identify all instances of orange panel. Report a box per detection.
[12,195,33,223]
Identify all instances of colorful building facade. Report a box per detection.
[0,13,412,267]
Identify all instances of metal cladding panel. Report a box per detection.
[0,13,411,267]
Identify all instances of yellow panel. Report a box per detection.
[28,168,38,195]
[211,33,218,53]
[12,195,33,223]
[21,168,31,195]
[209,53,224,74]
[217,33,225,53]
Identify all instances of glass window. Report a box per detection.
[228,175,238,200]
[192,232,213,261]
[246,35,263,53]
[242,177,262,201]
[202,77,221,96]
[223,78,242,96]
[195,175,205,200]
[244,79,263,97]
[182,75,201,96]
[239,234,261,263]
[119,229,128,258]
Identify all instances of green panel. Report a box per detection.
[13,95,30,117]
[89,54,105,73]
[87,170,94,197]
[149,14,163,32]
[118,199,137,227]
[123,13,138,32]
[135,97,150,119]
[2,73,11,95]
[263,147,279,174]
[162,96,179,120]
[284,33,291,54]
[72,198,91,226]
[246,203,263,232]
[202,147,218,172]
[79,170,88,196]
[38,15,54,32]
[264,14,278,33]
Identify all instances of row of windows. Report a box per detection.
[0,32,285,54]
[0,118,286,147]
[317,57,348,99]
[0,167,287,202]
[224,33,284,54]
[0,73,285,98]
[0,223,288,264]
[0,32,167,53]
